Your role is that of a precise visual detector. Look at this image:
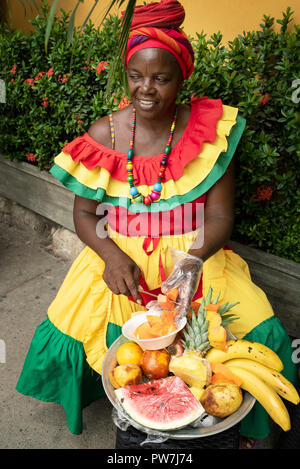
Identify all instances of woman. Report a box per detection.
[17,0,297,447]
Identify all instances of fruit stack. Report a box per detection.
[108,287,299,433]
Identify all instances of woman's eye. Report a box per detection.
[129,75,141,81]
[155,76,168,83]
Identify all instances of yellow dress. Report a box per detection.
[16,97,297,438]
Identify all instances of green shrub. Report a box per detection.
[0,3,299,262]
[0,1,124,168]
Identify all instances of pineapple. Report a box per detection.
[181,286,239,356]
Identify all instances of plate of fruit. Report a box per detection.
[102,287,299,439]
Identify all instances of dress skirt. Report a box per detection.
[16,230,298,438]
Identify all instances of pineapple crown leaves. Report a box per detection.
[181,286,240,352]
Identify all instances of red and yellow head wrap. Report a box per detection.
[122,0,194,80]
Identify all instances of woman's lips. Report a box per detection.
[137,99,157,110]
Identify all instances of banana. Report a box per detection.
[205,339,283,372]
[226,359,300,405]
[228,366,291,431]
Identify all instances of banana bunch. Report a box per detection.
[205,339,300,431]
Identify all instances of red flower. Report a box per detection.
[11,79,15,83]
[26,153,36,162]
[96,61,108,75]
[58,73,70,83]
[24,78,35,87]
[47,67,54,77]
[252,185,273,202]
[77,119,83,124]
[35,72,44,81]
[10,65,17,74]
[190,93,199,102]
[118,96,131,110]
[257,94,270,106]
[42,97,49,108]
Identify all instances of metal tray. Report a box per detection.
[102,334,256,439]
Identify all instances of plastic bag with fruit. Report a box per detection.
[154,249,203,322]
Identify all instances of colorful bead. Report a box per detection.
[153,182,162,192]
[127,107,177,204]
[144,195,152,205]
[150,190,160,201]
[133,194,144,204]
[129,186,138,196]
[164,145,171,155]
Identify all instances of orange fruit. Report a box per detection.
[141,349,171,379]
[116,342,144,366]
[134,322,160,339]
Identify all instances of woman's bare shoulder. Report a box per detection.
[88,115,112,148]
[88,107,131,148]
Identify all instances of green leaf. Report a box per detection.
[45,0,58,54]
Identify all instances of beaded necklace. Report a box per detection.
[127,107,177,205]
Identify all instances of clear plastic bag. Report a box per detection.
[148,249,203,321]
[112,400,170,446]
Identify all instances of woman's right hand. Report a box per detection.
[102,249,142,304]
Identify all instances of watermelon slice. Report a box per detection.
[115,376,205,431]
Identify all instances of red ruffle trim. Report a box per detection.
[62,96,223,186]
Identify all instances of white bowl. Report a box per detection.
[122,311,187,351]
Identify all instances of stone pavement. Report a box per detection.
[0,221,116,449]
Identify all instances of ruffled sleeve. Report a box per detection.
[50,97,246,209]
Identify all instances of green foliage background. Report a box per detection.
[0,2,299,262]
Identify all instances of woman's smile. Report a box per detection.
[137,98,158,111]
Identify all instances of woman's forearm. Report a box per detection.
[188,215,234,262]
[73,201,142,302]
[73,204,120,263]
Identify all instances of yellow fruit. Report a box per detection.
[226,359,300,405]
[109,364,143,389]
[116,342,143,366]
[227,366,291,431]
[205,339,283,372]
[200,383,243,418]
[189,386,205,401]
[169,353,211,388]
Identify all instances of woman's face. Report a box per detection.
[127,48,183,119]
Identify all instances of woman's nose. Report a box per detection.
[141,78,154,94]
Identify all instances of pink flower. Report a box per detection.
[42,97,49,108]
[24,78,35,87]
[118,96,131,110]
[11,79,15,83]
[26,153,36,162]
[252,185,273,202]
[10,65,17,74]
[96,61,108,75]
[47,67,54,77]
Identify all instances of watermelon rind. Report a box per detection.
[115,376,206,431]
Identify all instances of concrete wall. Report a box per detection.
[3,0,299,42]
